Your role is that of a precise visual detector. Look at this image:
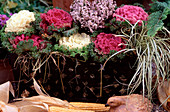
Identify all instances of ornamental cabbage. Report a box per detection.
[59,33,91,49]
[5,10,35,32]
[94,33,126,54]
[113,5,148,26]
[40,8,73,31]
[9,34,46,49]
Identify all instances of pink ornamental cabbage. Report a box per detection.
[113,5,148,26]
[9,34,45,49]
[94,33,126,54]
[40,8,73,31]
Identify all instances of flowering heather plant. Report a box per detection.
[94,33,126,54]
[113,5,148,26]
[0,14,9,28]
[40,8,73,32]
[70,0,116,33]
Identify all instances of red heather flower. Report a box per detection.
[94,33,126,54]
[9,34,45,49]
[40,8,73,31]
[113,5,148,26]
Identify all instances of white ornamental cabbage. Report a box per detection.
[59,33,91,49]
[5,10,35,32]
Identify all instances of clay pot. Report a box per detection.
[52,0,74,11]
[52,0,152,11]
[0,59,14,84]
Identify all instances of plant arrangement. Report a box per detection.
[0,4,126,61]
[0,0,169,111]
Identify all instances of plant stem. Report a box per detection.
[163,26,170,36]
[100,68,103,97]
[58,55,65,94]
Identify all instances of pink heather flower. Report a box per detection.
[9,34,46,49]
[94,33,126,54]
[70,0,116,33]
[113,5,148,26]
[40,8,73,31]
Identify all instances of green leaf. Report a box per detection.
[162,7,170,20]
[54,44,59,50]
[147,11,164,37]
[63,25,79,37]
[149,1,169,12]
[70,52,76,57]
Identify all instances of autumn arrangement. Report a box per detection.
[0,0,169,111]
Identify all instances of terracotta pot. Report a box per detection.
[52,0,73,11]
[0,59,14,84]
[52,0,152,11]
